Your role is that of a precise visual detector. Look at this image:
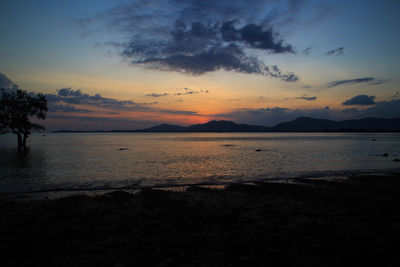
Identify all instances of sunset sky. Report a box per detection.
[0,0,399,130]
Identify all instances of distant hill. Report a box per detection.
[137,117,400,132]
[187,120,270,132]
[135,124,187,132]
[337,117,400,132]
[134,120,270,132]
[271,117,400,132]
[270,117,337,132]
[53,117,400,133]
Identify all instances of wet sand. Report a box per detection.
[1,174,400,266]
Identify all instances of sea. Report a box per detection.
[1,132,400,194]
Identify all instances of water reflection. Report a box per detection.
[0,132,400,193]
[0,145,49,192]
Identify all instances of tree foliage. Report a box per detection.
[0,88,48,149]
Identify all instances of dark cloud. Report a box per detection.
[220,21,293,52]
[44,88,203,118]
[85,0,315,81]
[138,101,158,105]
[46,88,148,111]
[284,95,317,101]
[57,88,83,97]
[264,65,299,82]
[342,95,376,106]
[136,43,266,76]
[326,77,388,88]
[145,93,169,98]
[48,103,94,113]
[326,47,343,56]
[0,72,18,89]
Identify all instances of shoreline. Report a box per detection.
[2,170,400,201]
[2,172,400,266]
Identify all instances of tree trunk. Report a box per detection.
[17,133,23,149]
[22,132,27,148]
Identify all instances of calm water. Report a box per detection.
[1,132,400,193]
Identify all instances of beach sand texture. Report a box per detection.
[1,174,400,266]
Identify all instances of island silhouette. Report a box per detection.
[55,117,400,133]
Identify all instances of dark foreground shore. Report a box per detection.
[2,174,400,266]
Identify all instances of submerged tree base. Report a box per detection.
[1,174,400,266]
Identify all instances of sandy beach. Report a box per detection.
[1,173,400,266]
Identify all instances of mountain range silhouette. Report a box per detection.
[54,117,400,132]
[135,117,400,132]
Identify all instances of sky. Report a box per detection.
[0,0,399,130]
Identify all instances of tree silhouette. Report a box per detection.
[0,88,48,149]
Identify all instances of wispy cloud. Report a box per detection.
[326,47,343,56]
[145,88,210,98]
[303,47,311,55]
[156,109,204,116]
[145,93,169,98]
[326,77,388,88]
[284,95,317,101]
[175,89,209,96]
